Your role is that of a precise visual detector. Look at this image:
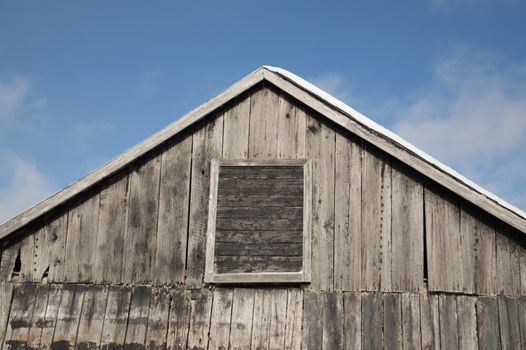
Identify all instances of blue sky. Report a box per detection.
[1,1,526,222]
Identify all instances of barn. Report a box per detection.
[0,66,525,349]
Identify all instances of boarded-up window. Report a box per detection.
[205,159,312,283]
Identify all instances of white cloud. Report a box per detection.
[0,75,47,128]
[0,150,54,224]
[314,49,526,210]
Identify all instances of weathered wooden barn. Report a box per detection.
[0,66,525,349]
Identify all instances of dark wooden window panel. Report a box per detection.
[204,159,312,284]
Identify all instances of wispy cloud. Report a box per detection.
[0,149,54,224]
[140,70,162,97]
[0,76,54,223]
[313,49,526,210]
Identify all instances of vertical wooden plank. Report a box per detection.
[145,287,171,350]
[497,297,521,350]
[268,289,288,350]
[383,293,402,350]
[303,290,322,350]
[477,296,500,350]
[518,297,526,350]
[420,294,441,350]
[19,232,34,282]
[100,286,132,349]
[361,147,390,292]
[187,290,213,350]
[361,292,383,350]
[26,284,50,348]
[496,232,514,296]
[425,188,463,292]
[251,289,272,350]
[334,132,352,291]
[402,294,421,350]
[64,194,100,282]
[519,242,526,296]
[223,94,251,159]
[0,282,14,347]
[229,288,255,350]
[124,286,152,348]
[154,135,192,285]
[343,292,361,350]
[456,296,477,350]
[438,295,459,350]
[461,208,497,295]
[3,283,38,349]
[187,115,223,288]
[306,116,335,290]
[52,285,85,350]
[277,94,306,159]
[32,227,49,282]
[508,237,522,297]
[391,167,424,293]
[75,285,109,349]
[323,291,343,350]
[166,289,191,350]
[123,156,161,284]
[47,214,68,283]
[94,176,129,284]
[283,289,302,350]
[0,242,20,282]
[39,284,62,348]
[248,86,279,159]
[208,288,233,350]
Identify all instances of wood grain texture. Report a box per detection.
[250,289,272,350]
[123,156,161,284]
[323,291,343,350]
[99,286,131,349]
[0,282,14,347]
[208,289,233,350]
[145,287,171,350]
[187,115,223,288]
[477,296,500,350]
[391,167,424,293]
[229,288,255,350]
[125,286,152,348]
[38,284,62,348]
[26,284,50,348]
[303,291,323,350]
[248,85,279,159]
[3,283,38,349]
[187,290,213,350]
[52,285,85,350]
[0,242,20,282]
[284,289,303,350]
[402,294,421,350]
[154,134,192,285]
[343,292,361,350]
[456,296,477,350]
[94,176,128,284]
[75,285,108,349]
[438,295,459,350]
[420,294,440,350]
[362,292,383,350]
[383,293,402,350]
[497,297,521,350]
[166,289,191,350]
[277,93,306,159]
[223,95,251,159]
[306,116,335,290]
[268,289,288,350]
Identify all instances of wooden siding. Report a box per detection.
[0,84,525,295]
[0,283,525,349]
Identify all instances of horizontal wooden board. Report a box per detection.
[217,195,303,207]
[218,185,303,197]
[215,255,303,273]
[219,165,304,178]
[216,230,303,244]
[215,218,303,231]
[215,242,302,256]
[217,206,303,220]
[219,177,302,188]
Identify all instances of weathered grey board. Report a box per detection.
[26,284,49,348]
[383,293,402,350]
[0,242,20,282]
[343,292,362,350]
[214,242,302,257]
[402,293,421,350]
[229,288,255,350]
[39,284,62,348]
[94,176,129,284]
[64,195,100,282]
[477,296,500,350]
[222,95,250,159]
[187,290,213,350]
[75,285,108,349]
[284,289,303,350]
[153,135,192,285]
[187,115,224,289]
[438,295,459,350]
[306,116,335,290]
[420,294,440,350]
[456,296,477,350]
[166,289,191,350]
[277,93,306,159]
[303,291,323,350]
[100,286,132,349]
[250,289,272,350]
[323,291,343,350]
[52,285,85,350]
[215,256,303,273]
[2,283,38,349]
[123,156,161,284]
[145,287,171,350]
[0,283,13,347]
[248,85,280,160]
[498,297,521,350]
[125,286,152,348]
[208,289,233,350]
[362,292,383,350]
[216,231,302,244]
[518,297,526,349]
